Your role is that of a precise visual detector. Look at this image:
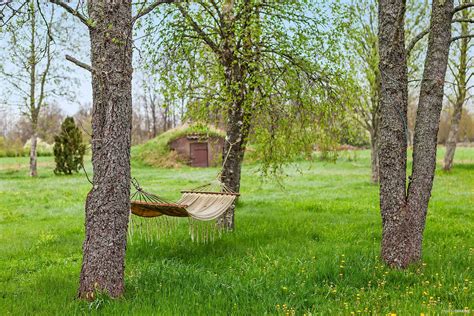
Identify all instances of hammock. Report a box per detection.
[129,178,239,243]
[129,140,241,242]
[130,179,239,221]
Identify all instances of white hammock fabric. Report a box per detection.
[177,192,237,221]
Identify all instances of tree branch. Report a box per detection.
[37,3,55,110]
[36,0,54,41]
[176,3,220,55]
[407,16,474,56]
[49,0,91,27]
[66,55,92,72]
[0,1,27,27]
[452,18,474,23]
[453,2,474,14]
[451,34,474,42]
[406,29,429,56]
[132,0,176,24]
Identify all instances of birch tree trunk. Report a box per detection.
[378,0,453,268]
[217,0,256,230]
[78,1,133,299]
[151,103,157,137]
[443,11,469,171]
[219,98,249,230]
[22,0,53,177]
[29,130,38,177]
[143,95,151,138]
[369,130,379,183]
[28,0,37,177]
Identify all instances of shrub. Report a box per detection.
[23,137,54,156]
[53,117,86,175]
[0,137,28,157]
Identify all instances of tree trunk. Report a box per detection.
[443,12,469,171]
[219,98,249,230]
[217,0,246,230]
[218,49,249,230]
[162,104,168,133]
[378,0,411,268]
[143,95,151,138]
[78,1,133,299]
[369,130,379,183]
[149,91,158,137]
[405,0,453,262]
[29,131,38,177]
[151,104,157,137]
[217,0,260,230]
[378,0,453,268]
[28,0,37,177]
[443,105,462,170]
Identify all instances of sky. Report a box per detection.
[0,0,473,119]
[0,2,91,116]
[0,0,180,117]
[0,1,148,117]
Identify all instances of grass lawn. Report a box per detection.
[0,148,473,315]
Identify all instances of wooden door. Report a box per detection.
[190,142,208,167]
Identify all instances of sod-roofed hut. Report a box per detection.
[132,124,225,168]
[169,132,224,167]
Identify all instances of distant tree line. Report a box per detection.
[0,96,182,157]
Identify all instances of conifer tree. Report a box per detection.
[53,117,86,175]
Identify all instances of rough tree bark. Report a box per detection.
[77,1,133,299]
[378,0,453,268]
[219,99,250,229]
[378,0,410,268]
[405,0,453,265]
[50,0,174,299]
[443,10,470,171]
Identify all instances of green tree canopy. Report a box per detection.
[139,0,354,176]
